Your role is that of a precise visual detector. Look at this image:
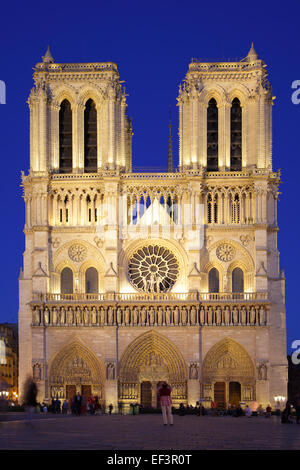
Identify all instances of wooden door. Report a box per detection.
[81,385,92,399]
[66,385,76,401]
[141,381,152,408]
[229,382,241,407]
[214,382,226,409]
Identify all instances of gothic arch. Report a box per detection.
[119,330,188,383]
[199,84,227,106]
[227,84,251,107]
[78,84,105,109]
[53,239,106,271]
[208,238,255,270]
[48,340,106,398]
[202,337,255,383]
[52,84,77,109]
[51,239,106,294]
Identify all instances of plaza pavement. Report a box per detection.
[0,412,300,452]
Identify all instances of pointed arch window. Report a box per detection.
[207,98,218,171]
[59,99,73,173]
[85,267,98,294]
[231,193,240,223]
[84,99,97,172]
[230,98,242,171]
[60,267,73,294]
[207,193,218,224]
[232,267,244,293]
[209,267,220,293]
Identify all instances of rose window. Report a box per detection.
[128,245,179,293]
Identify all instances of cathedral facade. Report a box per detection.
[18,44,288,411]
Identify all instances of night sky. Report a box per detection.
[0,0,299,354]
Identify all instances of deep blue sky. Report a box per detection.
[0,0,299,354]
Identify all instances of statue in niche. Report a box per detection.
[207,307,213,325]
[44,308,49,325]
[224,306,230,325]
[241,306,247,325]
[141,307,147,325]
[215,307,222,325]
[75,307,81,325]
[181,307,188,325]
[199,306,205,325]
[259,306,266,325]
[60,307,65,324]
[133,307,139,325]
[190,306,197,325]
[258,363,268,380]
[107,363,116,380]
[243,387,253,401]
[33,308,40,325]
[52,308,58,325]
[33,363,42,380]
[108,307,114,325]
[125,307,130,325]
[165,307,171,325]
[250,306,256,325]
[67,307,73,325]
[149,307,155,325]
[232,306,239,325]
[173,306,179,325]
[189,363,198,380]
[91,307,97,325]
[83,307,90,325]
[116,307,122,325]
[157,307,163,325]
[99,307,105,325]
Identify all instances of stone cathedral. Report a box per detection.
[19,44,288,411]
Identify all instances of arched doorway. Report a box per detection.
[203,338,255,409]
[49,341,105,404]
[119,331,187,410]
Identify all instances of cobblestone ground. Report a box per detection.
[0,412,300,451]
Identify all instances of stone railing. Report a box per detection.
[32,291,268,303]
[31,301,268,327]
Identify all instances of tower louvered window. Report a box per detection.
[230,98,242,171]
[84,99,97,172]
[59,99,73,173]
[207,98,218,171]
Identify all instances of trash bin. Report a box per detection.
[133,404,139,415]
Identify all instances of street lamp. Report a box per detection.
[274,395,286,410]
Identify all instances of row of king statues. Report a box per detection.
[32,304,267,326]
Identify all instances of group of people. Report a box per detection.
[21,376,300,426]
[38,393,104,416]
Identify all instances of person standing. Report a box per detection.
[23,377,38,427]
[294,396,300,424]
[74,392,82,416]
[62,399,69,414]
[158,382,173,426]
